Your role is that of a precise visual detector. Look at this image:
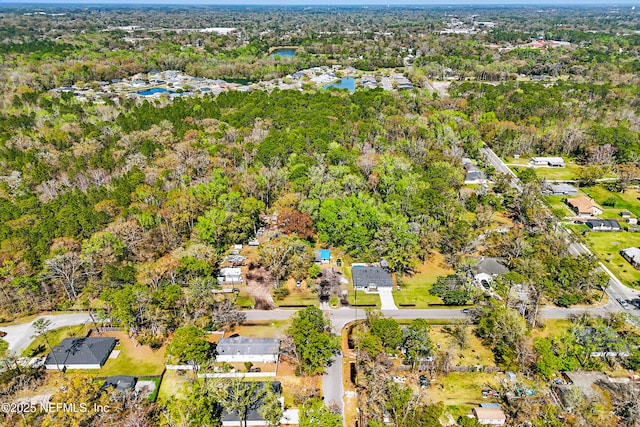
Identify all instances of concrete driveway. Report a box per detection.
[378,288,398,310]
[1,313,93,354]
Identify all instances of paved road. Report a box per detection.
[1,313,93,354]
[322,353,345,418]
[480,146,522,191]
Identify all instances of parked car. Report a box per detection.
[461,308,471,314]
[0,331,6,337]
[419,375,430,388]
[618,299,630,309]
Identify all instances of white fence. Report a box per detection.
[198,372,276,379]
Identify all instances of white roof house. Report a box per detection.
[529,157,565,168]
[218,267,243,284]
[216,337,280,363]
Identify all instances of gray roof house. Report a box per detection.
[104,375,137,392]
[352,266,393,291]
[584,219,621,232]
[542,183,578,196]
[45,337,116,370]
[216,336,280,363]
[621,247,640,270]
[475,257,509,288]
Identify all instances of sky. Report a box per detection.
[4,0,638,5]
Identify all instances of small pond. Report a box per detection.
[323,77,356,93]
[137,88,175,96]
[270,48,296,57]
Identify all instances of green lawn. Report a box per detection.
[275,279,319,307]
[580,232,640,286]
[347,291,380,307]
[157,370,189,402]
[582,186,640,218]
[429,372,501,418]
[395,255,455,308]
[22,324,88,357]
[544,195,576,218]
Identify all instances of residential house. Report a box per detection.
[216,336,280,363]
[45,337,116,370]
[472,406,507,425]
[463,159,486,184]
[475,257,509,288]
[529,157,565,168]
[352,266,393,291]
[315,249,331,264]
[621,247,640,270]
[218,267,243,285]
[619,211,632,218]
[584,219,621,231]
[566,196,603,217]
[104,376,137,392]
[542,183,577,196]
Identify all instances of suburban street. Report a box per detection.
[1,313,93,353]
[322,353,345,418]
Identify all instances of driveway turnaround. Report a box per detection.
[1,313,93,354]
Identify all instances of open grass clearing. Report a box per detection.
[428,372,502,418]
[347,291,380,308]
[582,186,640,218]
[157,370,189,402]
[275,278,319,307]
[532,319,572,339]
[430,326,496,367]
[580,232,640,286]
[395,253,454,308]
[226,321,287,338]
[21,324,88,357]
[69,331,166,377]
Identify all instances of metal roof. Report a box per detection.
[217,337,280,357]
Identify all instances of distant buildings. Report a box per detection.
[529,157,565,168]
[542,183,577,196]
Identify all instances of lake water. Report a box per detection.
[137,88,175,96]
[323,77,356,92]
[270,48,296,57]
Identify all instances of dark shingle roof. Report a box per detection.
[45,337,116,367]
[352,266,393,288]
[586,219,621,230]
[104,375,137,391]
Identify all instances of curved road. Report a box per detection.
[1,313,93,354]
